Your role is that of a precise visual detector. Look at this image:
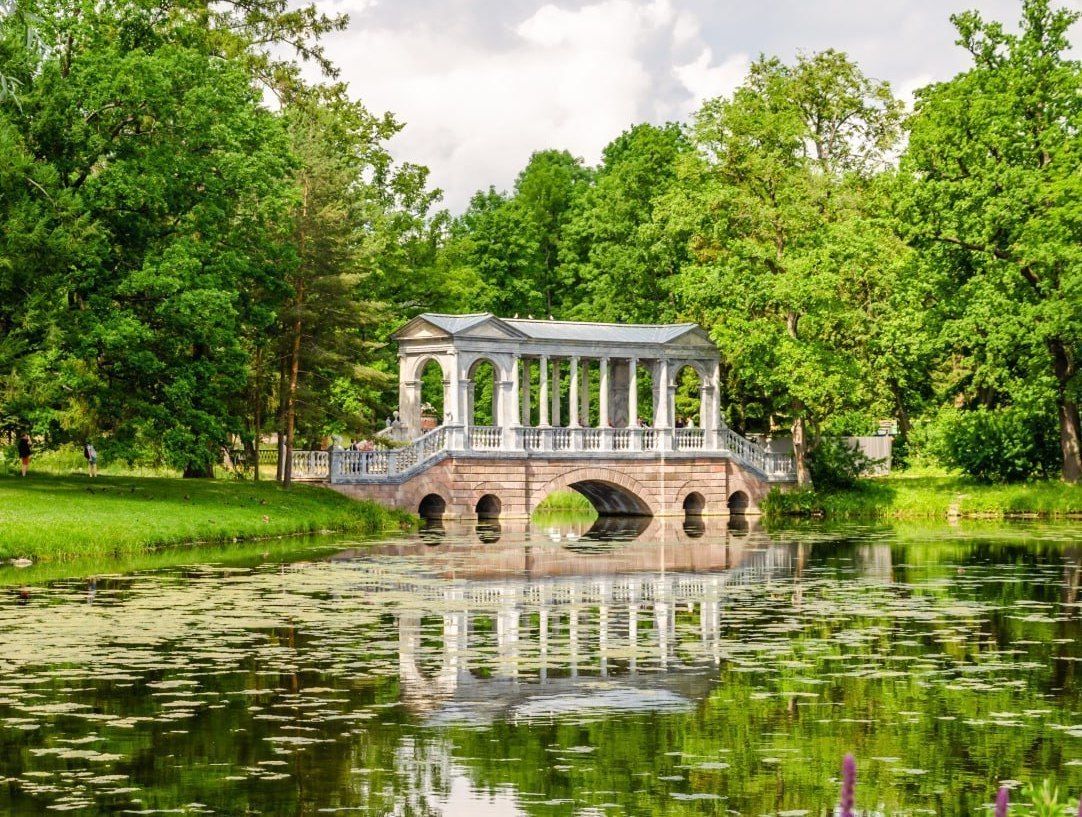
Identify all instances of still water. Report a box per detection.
[2,515,1082,815]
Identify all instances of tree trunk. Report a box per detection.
[183,461,213,478]
[792,411,812,487]
[283,282,305,489]
[1049,338,1082,483]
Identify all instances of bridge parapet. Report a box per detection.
[322,423,795,485]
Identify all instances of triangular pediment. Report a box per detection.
[663,325,717,350]
[392,315,453,341]
[392,313,528,342]
[457,317,527,340]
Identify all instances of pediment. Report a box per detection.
[392,316,453,341]
[664,326,718,351]
[458,317,527,340]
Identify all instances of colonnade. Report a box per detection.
[457,354,721,432]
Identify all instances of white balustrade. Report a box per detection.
[301,418,795,484]
[612,428,630,451]
[552,428,572,451]
[469,426,502,450]
[675,428,705,450]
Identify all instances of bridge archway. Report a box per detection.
[475,494,501,518]
[727,490,749,515]
[534,468,655,517]
[683,491,705,515]
[419,493,447,519]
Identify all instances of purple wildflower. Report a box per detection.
[995,786,1009,817]
[840,754,856,817]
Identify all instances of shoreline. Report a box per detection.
[764,475,1082,521]
[0,473,413,564]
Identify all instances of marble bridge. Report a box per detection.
[296,313,796,519]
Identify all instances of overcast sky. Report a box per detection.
[308,0,1081,212]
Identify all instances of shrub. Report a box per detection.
[935,406,1059,483]
[808,437,879,489]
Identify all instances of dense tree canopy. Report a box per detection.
[0,0,1077,485]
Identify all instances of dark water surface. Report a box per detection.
[2,516,1082,815]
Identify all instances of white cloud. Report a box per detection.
[310,0,1082,212]
[673,48,750,109]
[317,0,728,210]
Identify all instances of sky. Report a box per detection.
[307,0,1082,212]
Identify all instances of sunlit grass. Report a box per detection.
[0,473,411,562]
[765,475,1082,520]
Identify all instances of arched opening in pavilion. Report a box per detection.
[418,358,446,431]
[467,358,498,426]
[673,364,704,428]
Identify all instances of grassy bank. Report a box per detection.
[764,474,1082,520]
[0,474,411,562]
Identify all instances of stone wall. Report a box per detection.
[328,454,772,519]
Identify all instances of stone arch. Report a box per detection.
[403,353,450,384]
[533,467,656,517]
[399,353,453,436]
[683,491,706,515]
[727,490,750,514]
[418,493,447,519]
[475,494,501,518]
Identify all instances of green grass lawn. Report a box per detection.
[0,473,410,562]
[765,473,1082,520]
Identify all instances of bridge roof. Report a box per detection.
[395,312,709,348]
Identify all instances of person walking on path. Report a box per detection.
[16,433,31,477]
[83,441,98,478]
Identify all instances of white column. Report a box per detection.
[654,358,670,427]
[569,357,580,427]
[709,359,721,435]
[598,357,610,427]
[466,379,475,427]
[449,355,462,425]
[580,359,590,426]
[539,355,550,426]
[628,357,638,427]
[520,358,531,426]
[508,356,521,427]
[550,358,561,427]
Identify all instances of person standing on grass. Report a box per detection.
[17,432,31,477]
[83,441,98,478]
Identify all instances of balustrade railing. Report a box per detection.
[301,420,796,483]
[582,428,602,451]
[674,428,705,450]
[291,450,329,480]
[717,426,796,478]
[469,426,502,450]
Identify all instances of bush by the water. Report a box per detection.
[933,406,1060,483]
[808,438,880,489]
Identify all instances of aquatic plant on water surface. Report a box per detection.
[839,757,1082,817]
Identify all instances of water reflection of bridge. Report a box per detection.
[331,519,812,720]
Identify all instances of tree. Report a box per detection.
[899,0,1082,481]
[274,84,399,486]
[670,51,906,484]
[561,123,691,323]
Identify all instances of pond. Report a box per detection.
[1,515,1081,815]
